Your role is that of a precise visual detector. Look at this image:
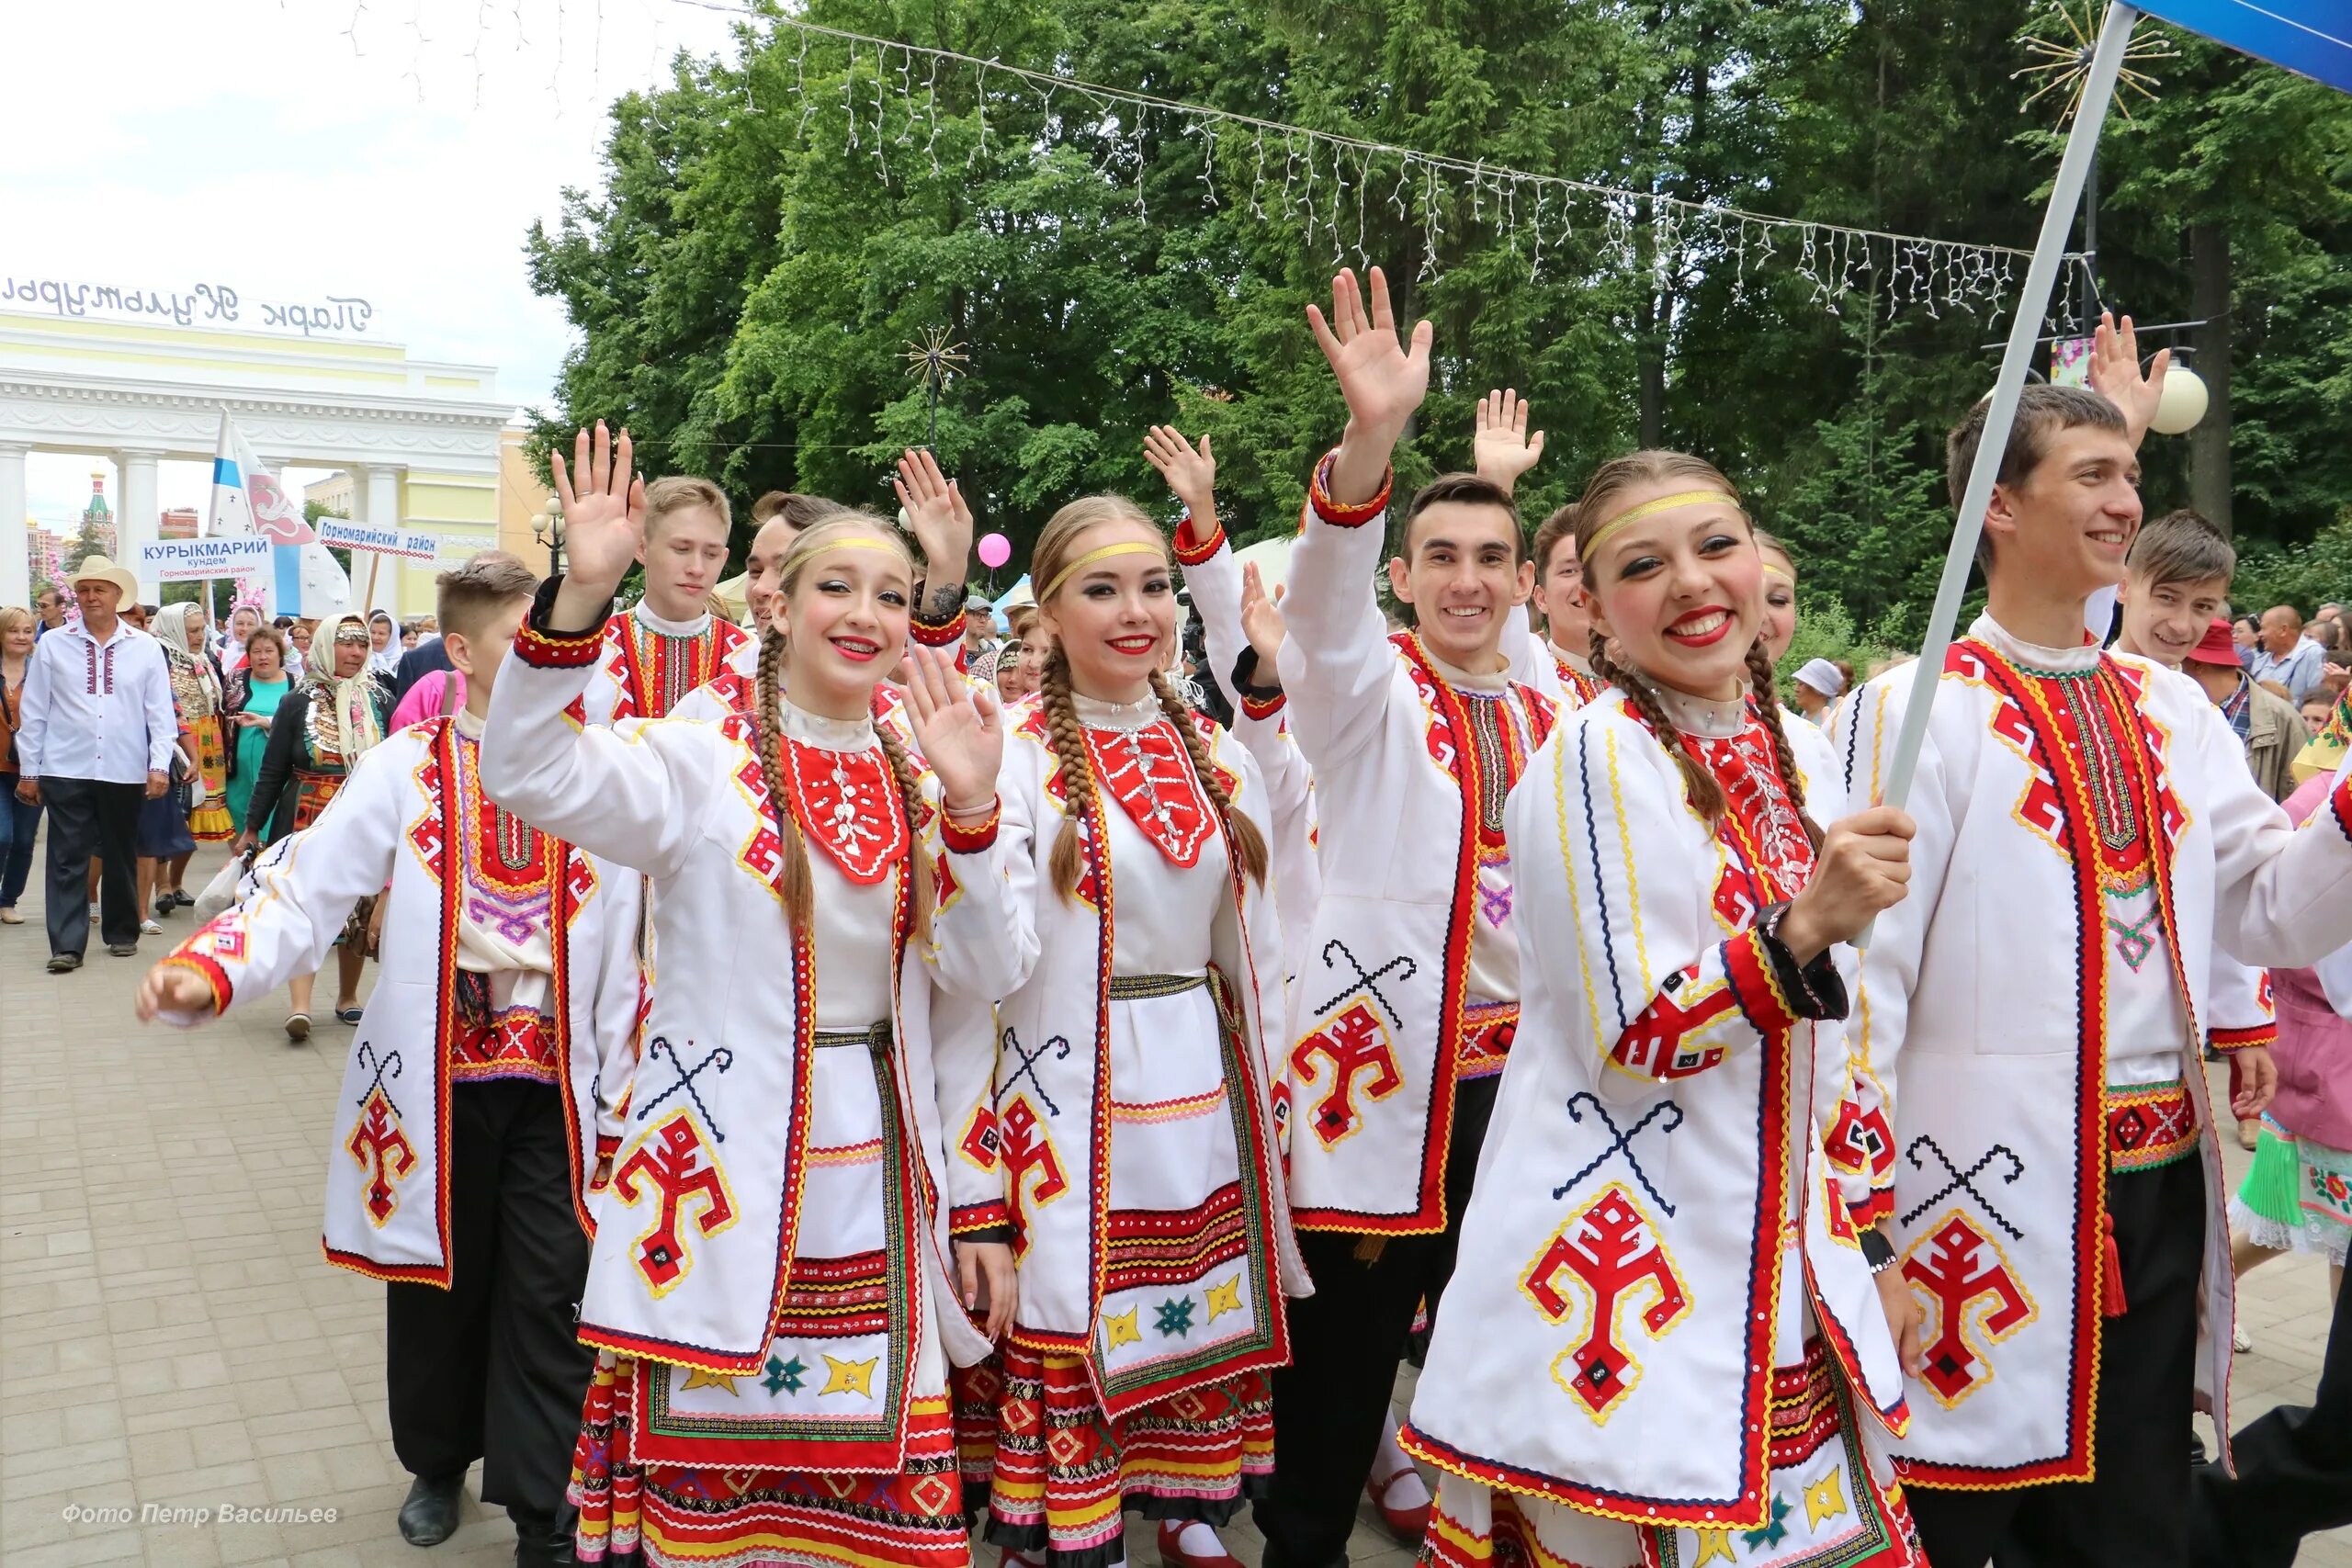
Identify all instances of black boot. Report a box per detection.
[397,1471,466,1547]
[508,1504,580,1568]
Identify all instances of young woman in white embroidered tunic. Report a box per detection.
[1400,452,1928,1568]
[481,425,1023,1568]
[970,496,1306,1568]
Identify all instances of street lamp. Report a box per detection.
[530,501,566,577]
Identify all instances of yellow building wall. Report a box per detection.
[388,470,500,616]
[497,430,558,575]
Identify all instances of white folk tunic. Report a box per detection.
[573,603,753,728]
[481,600,1021,1421]
[153,716,642,1286]
[1272,485,1559,1233]
[988,693,1307,1417]
[1403,687,1911,1562]
[1833,614,2352,1486]
[1174,522,1323,1032]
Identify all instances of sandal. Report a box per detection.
[284,1012,311,1042]
[335,1005,365,1025]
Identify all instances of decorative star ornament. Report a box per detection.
[902,327,970,397]
[2014,2,2177,126]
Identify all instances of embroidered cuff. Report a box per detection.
[1172,512,1226,566]
[1240,690,1287,722]
[910,604,967,649]
[2208,1022,2278,1053]
[1753,903,1850,1021]
[517,577,611,668]
[160,953,232,1017]
[939,798,1001,854]
[1307,448,1393,528]
[1724,927,1801,1035]
[951,1201,1012,1239]
[595,1133,622,1160]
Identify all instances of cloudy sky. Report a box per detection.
[7,0,741,525]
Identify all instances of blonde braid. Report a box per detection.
[1589,637,1728,823]
[1037,649,1099,902]
[753,624,818,931]
[1745,639,1826,851]
[874,720,937,944]
[1148,671,1269,888]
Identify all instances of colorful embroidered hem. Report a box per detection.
[450,974,559,1085]
[1171,515,1226,567]
[1306,449,1392,528]
[1454,1000,1518,1083]
[571,1356,967,1568]
[981,1342,1272,1568]
[2103,1080,2198,1173]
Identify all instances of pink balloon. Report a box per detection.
[977,532,1012,570]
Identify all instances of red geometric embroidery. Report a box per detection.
[345,1087,417,1227]
[1611,969,1738,1079]
[1903,1212,2035,1407]
[998,1096,1068,1257]
[1521,1183,1691,1421]
[1082,719,1214,868]
[780,736,908,884]
[959,1105,1001,1171]
[613,1115,736,1293]
[1289,1002,1403,1148]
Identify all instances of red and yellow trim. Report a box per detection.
[910,604,967,650]
[1172,512,1227,566]
[2208,1021,2278,1053]
[1306,448,1393,528]
[1238,690,1286,722]
[515,617,605,670]
[158,953,232,1017]
[951,1200,1012,1237]
[1723,927,1799,1036]
[939,797,1001,854]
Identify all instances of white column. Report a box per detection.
[0,443,28,611]
[362,465,404,616]
[118,447,163,601]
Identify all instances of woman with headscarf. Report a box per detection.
[243,611,395,1038]
[153,604,235,856]
[367,608,402,677]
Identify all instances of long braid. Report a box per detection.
[874,720,936,943]
[1148,671,1268,887]
[752,623,818,931]
[1589,637,1728,823]
[1745,638,1826,850]
[1037,649,1099,901]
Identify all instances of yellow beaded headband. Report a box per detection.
[1039,541,1165,602]
[1584,490,1742,558]
[1762,562,1793,582]
[809,536,908,557]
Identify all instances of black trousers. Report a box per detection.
[1905,1154,2205,1568]
[1255,1076,1497,1568]
[41,776,141,956]
[386,1079,594,1518]
[2188,1254,2351,1568]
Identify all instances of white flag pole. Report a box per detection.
[1861,1,2141,943]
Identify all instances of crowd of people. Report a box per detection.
[0,266,2331,1568]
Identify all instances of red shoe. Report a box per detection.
[1156,1520,1244,1568]
[1366,1466,1432,1543]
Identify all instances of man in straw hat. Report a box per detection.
[14,556,176,971]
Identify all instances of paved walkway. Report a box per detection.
[2,840,2345,1566]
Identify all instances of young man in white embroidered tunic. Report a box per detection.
[482,426,1021,1568]
[1250,268,1557,1568]
[1833,339,2352,1565]
[139,555,646,1563]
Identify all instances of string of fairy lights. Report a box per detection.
[344,0,2094,325]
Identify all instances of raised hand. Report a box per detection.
[1308,266,1433,504]
[893,449,975,624]
[903,646,1002,813]
[1239,561,1287,670]
[548,422,647,606]
[1472,388,1547,493]
[1144,425,1217,520]
[136,963,214,1023]
[2086,310,2170,449]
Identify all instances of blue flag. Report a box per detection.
[2137,1,2352,94]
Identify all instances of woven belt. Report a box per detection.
[1106,973,1207,1001]
[811,1021,893,1051]
[2105,1079,2198,1173]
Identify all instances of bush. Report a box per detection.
[1777,600,1898,705]
[2231,509,2352,620]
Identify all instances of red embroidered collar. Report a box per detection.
[779,736,910,885]
[1083,717,1215,867]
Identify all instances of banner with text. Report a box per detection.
[134,536,273,583]
[316,519,443,562]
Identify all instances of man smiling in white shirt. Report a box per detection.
[14,556,175,970]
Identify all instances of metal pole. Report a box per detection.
[1863,1,2140,941]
